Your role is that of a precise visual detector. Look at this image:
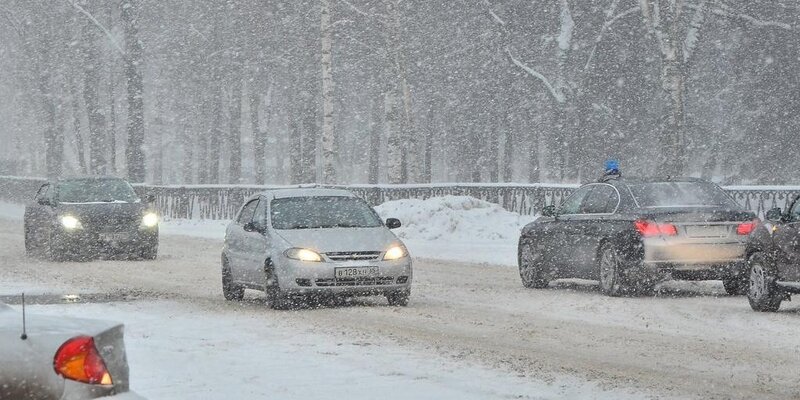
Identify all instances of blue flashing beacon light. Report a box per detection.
[604,159,620,175]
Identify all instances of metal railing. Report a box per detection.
[1,176,797,221]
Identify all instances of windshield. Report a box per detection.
[628,182,739,208]
[56,179,140,203]
[271,196,382,229]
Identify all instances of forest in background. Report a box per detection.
[0,0,797,185]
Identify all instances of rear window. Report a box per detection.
[628,182,739,209]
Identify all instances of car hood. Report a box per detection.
[274,227,401,253]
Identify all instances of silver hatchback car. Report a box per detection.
[221,188,412,308]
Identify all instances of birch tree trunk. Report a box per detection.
[81,18,107,175]
[320,0,336,184]
[385,91,403,184]
[368,93,382,184]
[121,0,146,182]
[229,77,243,183]
[249,83,265,184]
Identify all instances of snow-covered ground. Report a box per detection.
[20,300,646,400]
[1,196,534,266]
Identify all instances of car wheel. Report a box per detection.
[47,233,68,262]
[264,261,288,310]
[518,242,549,289]
[138,243,158,260]
[598,243,631,297]
[221,256,244,301]
[24,225,35,257]
[747,252,782,312]
[722,274,748,296]
[386,289,410,306]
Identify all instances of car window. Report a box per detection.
[791,200,800,220]
[237,199,259,225]
[35,184,49,201]
[252,198,268,229]
[56,179,139,203]
[581,185,618,214]
[271,196,382,229]
[559,186,593,215]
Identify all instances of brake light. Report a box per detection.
[737,220,759,236]
[634,220,678,237]
[53,336,113,385]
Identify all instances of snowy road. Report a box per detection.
[1,219,799,399]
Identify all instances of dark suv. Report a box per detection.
[23,177,159,261]
[745,198,800,311]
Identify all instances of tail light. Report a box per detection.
[737,220,759,236]
[53,336,113,385]
[634,220,678,237]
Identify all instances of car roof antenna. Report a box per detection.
[20,293,28,341]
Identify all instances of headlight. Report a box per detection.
[142,212,159,228]
[60,215,82,230]
[284,248,323,262]
[383,245,407,261]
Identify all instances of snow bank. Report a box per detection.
[375,196,535,266]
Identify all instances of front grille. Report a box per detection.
[325,251,381,261]
[88,217,140,233]
[315,277,395,287]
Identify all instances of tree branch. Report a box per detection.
[63,0,126,56]
[584,5,641,70]
[506,48,565,103]
[338,0,388,24]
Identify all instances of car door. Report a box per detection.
[240,198,272,286]
[563,184,620,278]
[774,200,800,281]
[227,199,259,284]
[549,185,593,276]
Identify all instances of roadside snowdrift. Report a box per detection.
[375,196,535,265]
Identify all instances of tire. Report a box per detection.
[518,242,549,289]
[24,225,35,257]
[598,243,632,297]
[264,261,288,310]
[221,256,244,301]
[138,243,158,260]
[747,252,782,312]
[47,233,68,262]
[722,273,748,296]
[386,289,410,306]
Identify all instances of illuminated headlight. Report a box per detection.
[142,212,159,228]
[284,248,323,262]
[60,215,82,230]
[383,245,408,261]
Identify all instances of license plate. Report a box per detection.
[335,267,379,279]
[99,233,130,242]
[685,225,729,238]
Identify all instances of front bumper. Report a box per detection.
[53,227,158,254]
[275,256,413,295]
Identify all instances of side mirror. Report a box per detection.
[542,205,557,217]
[144,193,156,203]
[243,222,260,233]
[766,208,783,222]
[386,218,402,229]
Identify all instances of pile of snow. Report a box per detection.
[375,196,535,266]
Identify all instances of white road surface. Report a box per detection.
[1,218,799,399]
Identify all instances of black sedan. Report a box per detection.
[24,177,159,261]
[518,177,758,296]
[744,199,800,311]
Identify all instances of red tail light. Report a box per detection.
[53,336,113,385]
[737,220,759,236]
[634,220,678,237]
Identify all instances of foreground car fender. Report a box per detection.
[0,304,141,399]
